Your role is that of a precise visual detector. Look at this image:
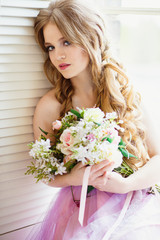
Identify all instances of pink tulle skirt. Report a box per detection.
[26,186,160,240]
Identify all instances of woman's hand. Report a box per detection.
[68,160,114,186]
[91,170,130,194]
[67,159,131,194]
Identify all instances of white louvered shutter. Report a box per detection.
[0,0,60,237]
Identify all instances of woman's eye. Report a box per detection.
[64,41,71,46]
[46,46,54,51]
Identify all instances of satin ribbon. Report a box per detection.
[78,164,133,235]
[102,191,133,240]
[78,166,91,226]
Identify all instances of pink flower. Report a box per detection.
[52,120,62,130]
[60,129,74,147]
[86,134,95,141]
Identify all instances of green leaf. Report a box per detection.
[39,127,48,136]
[119,138,126,146]
[107,137,113,143]
[64,159,77,171]
[93,121,101,126]
[87,185,94,194]
[119,147,137,159]
[40,134,47,140]
[70,109,82,119]
[101,136,113,143]
[113,160,134,177]
[101,137,107,141]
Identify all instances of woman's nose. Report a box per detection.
[56,48,66,61]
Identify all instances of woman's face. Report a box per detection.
[43,22,90,79]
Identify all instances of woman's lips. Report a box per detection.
[59,63,71,70]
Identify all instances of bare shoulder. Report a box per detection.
[33,88,61,140]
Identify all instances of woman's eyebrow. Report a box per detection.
[44,37,65,47]
[44,42,52,47]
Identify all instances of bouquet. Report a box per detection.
[25,107,135,184]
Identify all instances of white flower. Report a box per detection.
[55,163,67,175]
[83,108,104,123]
[29,139,51,159]
[106,112,117,120]
[99,142,123,169]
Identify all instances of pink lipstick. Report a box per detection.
[59,63,71,70]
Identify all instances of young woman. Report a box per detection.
[27,0,160,239]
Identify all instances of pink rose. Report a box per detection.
[60,129,74,147]
[52,120,62,130]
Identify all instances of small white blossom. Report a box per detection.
[55,163,67,175]
[106,112,117,120]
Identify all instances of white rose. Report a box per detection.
[83,108,104,123]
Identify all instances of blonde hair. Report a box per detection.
[34,0,149,169]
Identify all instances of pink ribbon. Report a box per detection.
[78,166,91,226]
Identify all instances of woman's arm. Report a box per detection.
[46,160,114,188]
[127,109,160,191]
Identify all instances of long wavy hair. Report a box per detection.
[34,0,149,169]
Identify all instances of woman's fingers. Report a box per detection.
[92,173,108,190]
[91,160,114,174]
[92,164,109,178]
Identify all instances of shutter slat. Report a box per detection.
[0,117,33,129]
[0,108,34,119]
[0,205,48,234]
[0,168,33,182]
[0,180,48,199]
[0,45,40,54]
[0,160,30,173]
[0,89,49,100]
[0,176,38,191]
[0,143,31,156]
[0,183,54,201]
[0,16,34,26]
[0,215,41,234]
[0,134,34,147]
[0,152,31,164]
[0,189,57,209]
[0,198,51,219]
[0,7,39,18]
[0,80,51,91]
[0,36,36,45]
[0,26,34,36]
[0,63,44,73]
[1,0,49,9]
[0,125,33,138]
[0,98,39,110]
[0,72,46,82]
[0,55,44,63]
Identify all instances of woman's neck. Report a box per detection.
[71,80,97,109]
[70,68,93,94]
[70,67,97,109]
